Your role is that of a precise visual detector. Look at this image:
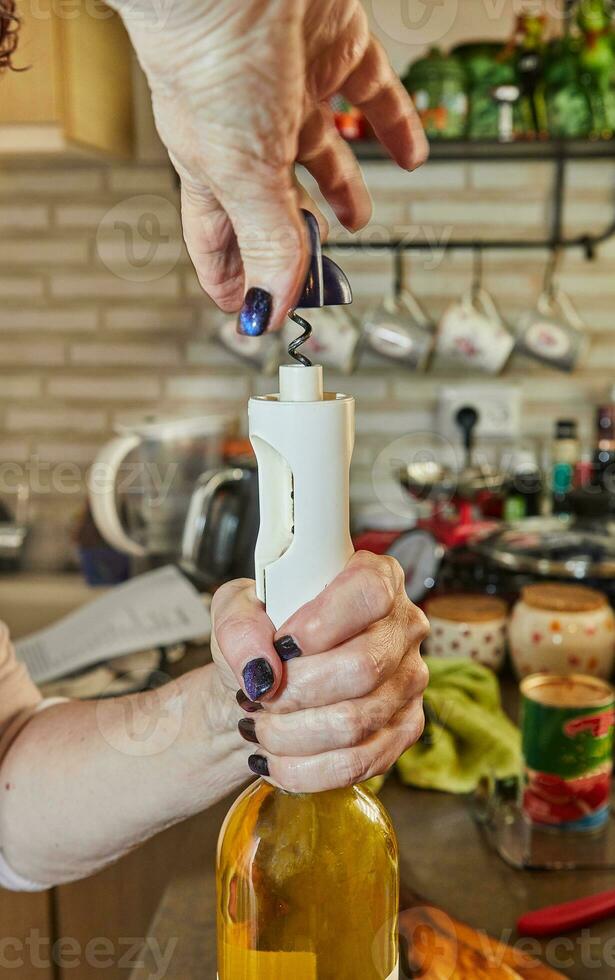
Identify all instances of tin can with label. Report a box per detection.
[521,673,615,832]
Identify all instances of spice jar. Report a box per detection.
[425,593,508,671]
[509,583,615,680]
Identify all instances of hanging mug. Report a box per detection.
[282,305,360,374]
[515,289,587,373]
[435,287,514,375]
[361,289,435,371]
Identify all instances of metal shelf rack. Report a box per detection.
[333,138,615,259]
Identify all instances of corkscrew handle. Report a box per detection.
[248,364,355,629]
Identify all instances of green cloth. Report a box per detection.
[367,657,521,796]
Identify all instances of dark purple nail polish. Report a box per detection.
[274,635,302,662]
[242,658,274,701]
[238,718,259,744]
[236,689,263,713]
[248,754,270,777]
[238,287,272,336]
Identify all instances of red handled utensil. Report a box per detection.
[517,889,615,937]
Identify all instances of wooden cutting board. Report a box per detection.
[399,884,565,979]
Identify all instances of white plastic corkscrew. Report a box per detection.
[248,363,355,629]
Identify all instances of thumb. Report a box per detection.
[221,172,309,335]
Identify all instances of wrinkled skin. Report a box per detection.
[211,552,430,793]
[112,0,428,329]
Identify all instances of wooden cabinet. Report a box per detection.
[0,0,133,157]
[0,890,54,979]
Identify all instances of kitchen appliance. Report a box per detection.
[180,448,259,588]
[400,403,504,547]
[431,515,615,603]
[385,404,505,600]
[217,211,400,980]
[89,415,232,566]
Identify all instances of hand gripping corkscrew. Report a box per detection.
[248,211,355,628]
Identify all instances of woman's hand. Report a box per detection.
[110,0,427,333]
[211,551,429,793]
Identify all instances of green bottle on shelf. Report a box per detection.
[453,42,517,140]
[544,35,594,139]
[578,0,615,138]
[403,47,468,140]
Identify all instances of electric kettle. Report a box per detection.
[89,415,233,563]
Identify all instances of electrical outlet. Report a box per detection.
[437,384,521,444]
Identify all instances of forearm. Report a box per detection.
[0,664,248,887]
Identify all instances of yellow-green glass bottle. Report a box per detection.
[217,780,399,979]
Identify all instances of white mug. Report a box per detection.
[515,289,587,373]
[435,288,514,375]
[361,290,434,371]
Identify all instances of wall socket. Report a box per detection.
[437,384,521,444]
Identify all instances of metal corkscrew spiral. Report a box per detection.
[287,310,313,367]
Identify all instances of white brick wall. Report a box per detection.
[0,156,613,566]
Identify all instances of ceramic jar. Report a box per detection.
[425,593,509,671]
[509,583,615,681]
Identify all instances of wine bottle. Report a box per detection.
[216,364,400,979]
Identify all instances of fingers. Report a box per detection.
[341,37,428,172]
[298,102,372,231]
[252,653,428,756]
[219,168,309,333]
[267,614,421,714]
[274,551,407,657]
[259,697,426,794]
[180,182,244,313]
[211,580,282,702]
[292,172,330,239]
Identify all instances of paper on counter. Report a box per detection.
[15,565,211,684]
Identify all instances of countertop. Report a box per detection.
[129,755,615,979]
[0,572,100,638]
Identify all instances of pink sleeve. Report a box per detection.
[0,623,42,763]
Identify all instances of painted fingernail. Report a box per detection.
[236,689,263,713]
[248,754,270,777]
[242,658,275,701]
[238,718,259,744]
[238,287,272,336]
[274,635,302,662]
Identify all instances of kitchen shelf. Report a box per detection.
[351,138,615,163]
